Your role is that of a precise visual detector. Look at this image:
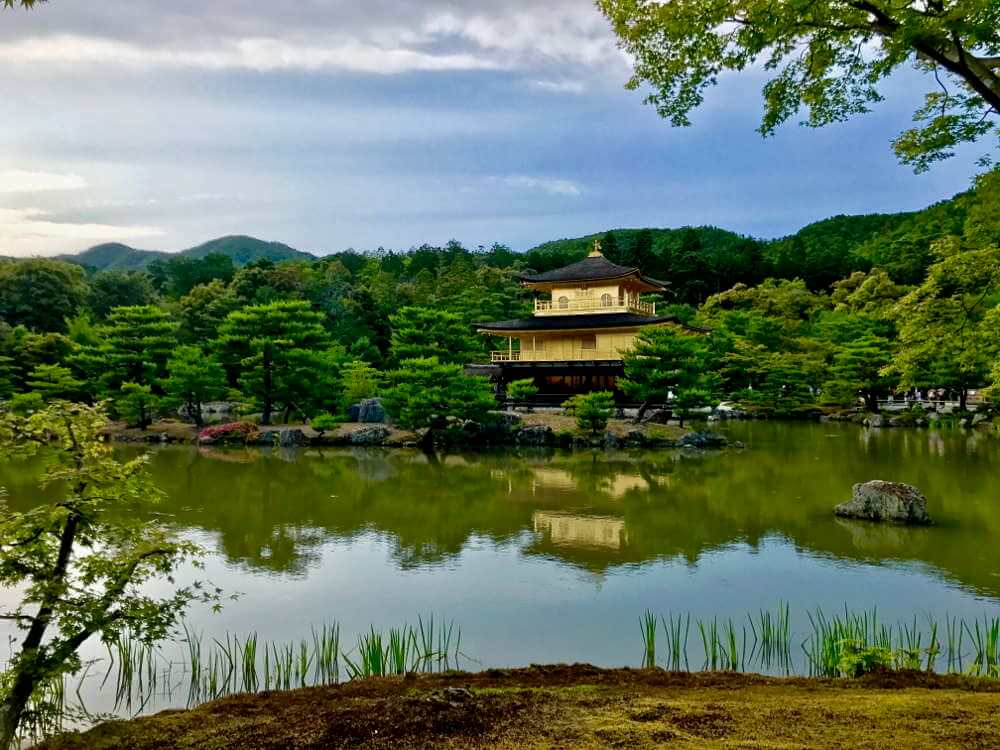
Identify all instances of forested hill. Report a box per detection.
[40,181,977,295]
[58,235,315,272]
[525,188,971,297]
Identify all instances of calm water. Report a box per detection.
[2,422,999,718]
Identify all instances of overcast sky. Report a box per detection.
[0,0,985,257]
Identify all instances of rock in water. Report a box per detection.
[678,431,728,449]
[834,481,931,525]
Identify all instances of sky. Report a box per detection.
[0,0,986,257]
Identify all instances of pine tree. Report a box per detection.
[389,307,483,365]
[103,306,178,390]
[163,346,228,427]
[25,364,85,402]
[217,300,329,425]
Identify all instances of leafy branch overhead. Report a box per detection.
[598,0,1000,170]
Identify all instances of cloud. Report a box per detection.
[529,79,586,94]
[0,207,164,257]
[0,34,506,75]
[0,170,87,193]
[495,175,582,197]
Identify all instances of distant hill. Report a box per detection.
[58,235,315,272]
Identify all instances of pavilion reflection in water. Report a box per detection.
[532,511,629,550]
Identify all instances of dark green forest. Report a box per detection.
[1,171,998,428]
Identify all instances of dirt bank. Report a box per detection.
[39,665,1000,749]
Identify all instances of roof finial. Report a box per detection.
[589,239,603,257]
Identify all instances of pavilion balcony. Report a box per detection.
[490,348,622,363]
[534,298,656,316]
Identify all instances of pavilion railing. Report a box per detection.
[534,298,656,316]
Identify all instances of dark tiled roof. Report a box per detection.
[476,313,683,332]
[519,254,643,284]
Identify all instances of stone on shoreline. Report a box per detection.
[833,480,931,525]
[678,431,727,449]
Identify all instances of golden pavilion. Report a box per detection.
[475,241,693,399]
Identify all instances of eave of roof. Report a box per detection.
[475,313,696,332]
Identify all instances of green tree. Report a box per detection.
[0,403,215,747]
[889,238,1000,410]
[25,364,84,402]
[102,306,178,390]
[217,300,329,425]
[822,335,895,412]
[565,391,616,435]
[163,346,228,427]
[389,307,483,365]
[599,0,1000,170]
[117,382,160,429]
[381,357,496,429]
[87,272,156,319]
[177,280,241,345]
[339,360,381,407]
[621,326,708,421]
[0,261,86,333]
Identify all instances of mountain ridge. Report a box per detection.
[55,235,316,272]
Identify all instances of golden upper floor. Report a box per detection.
[517,241,666,318]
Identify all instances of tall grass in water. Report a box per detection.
[640,610,657,668]
[661,613,690,671]
[965,616,1000,677]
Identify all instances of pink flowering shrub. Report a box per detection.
[198,422,259,445]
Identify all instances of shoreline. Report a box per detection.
[37,665,1000,749]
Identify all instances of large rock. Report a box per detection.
[348,398,387,424]
[864,413,889,428]
[834,481,931,525]
[350,425,390,446]
[515,425,554,446]
[678,431,728,449]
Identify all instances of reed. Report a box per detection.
[964,616,1000,677]
[660,612,690,671]
[640,610,657,668]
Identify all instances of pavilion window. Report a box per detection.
[601,293,613,307]
[558,296,569,309]
[580,334,597,350]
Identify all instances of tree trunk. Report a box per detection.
[0,668,35,750]
[634,400,650,424]
[959,387,968,412]
[865,391,880,414]
[190,398,204,428]
[261,348,273,426]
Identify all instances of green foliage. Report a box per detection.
[86,272,157,319]
[621,326,710,415]
[0,403,216,746]
[564,391,615,435]
[823,335,895,412]
[339,360,380,407]
[6,392,44,416]
[217,300,329,425]
[0,260,87,333]
[101,306,178,390]
[25,364,84,402]
[598,0,1000,170]
[381,357,495,430]
[889,238,1000,408]
[389,306,483,365]
[117,383,160,429]
[506,378,539,401]
[163,346,228,427]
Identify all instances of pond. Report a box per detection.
[1,421,999,722]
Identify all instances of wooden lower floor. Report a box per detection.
[469,361,629,403]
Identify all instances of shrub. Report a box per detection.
[564,391,615,435]
[310,414,342,434]
[198,422,259,445]
[506,378,539,401]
